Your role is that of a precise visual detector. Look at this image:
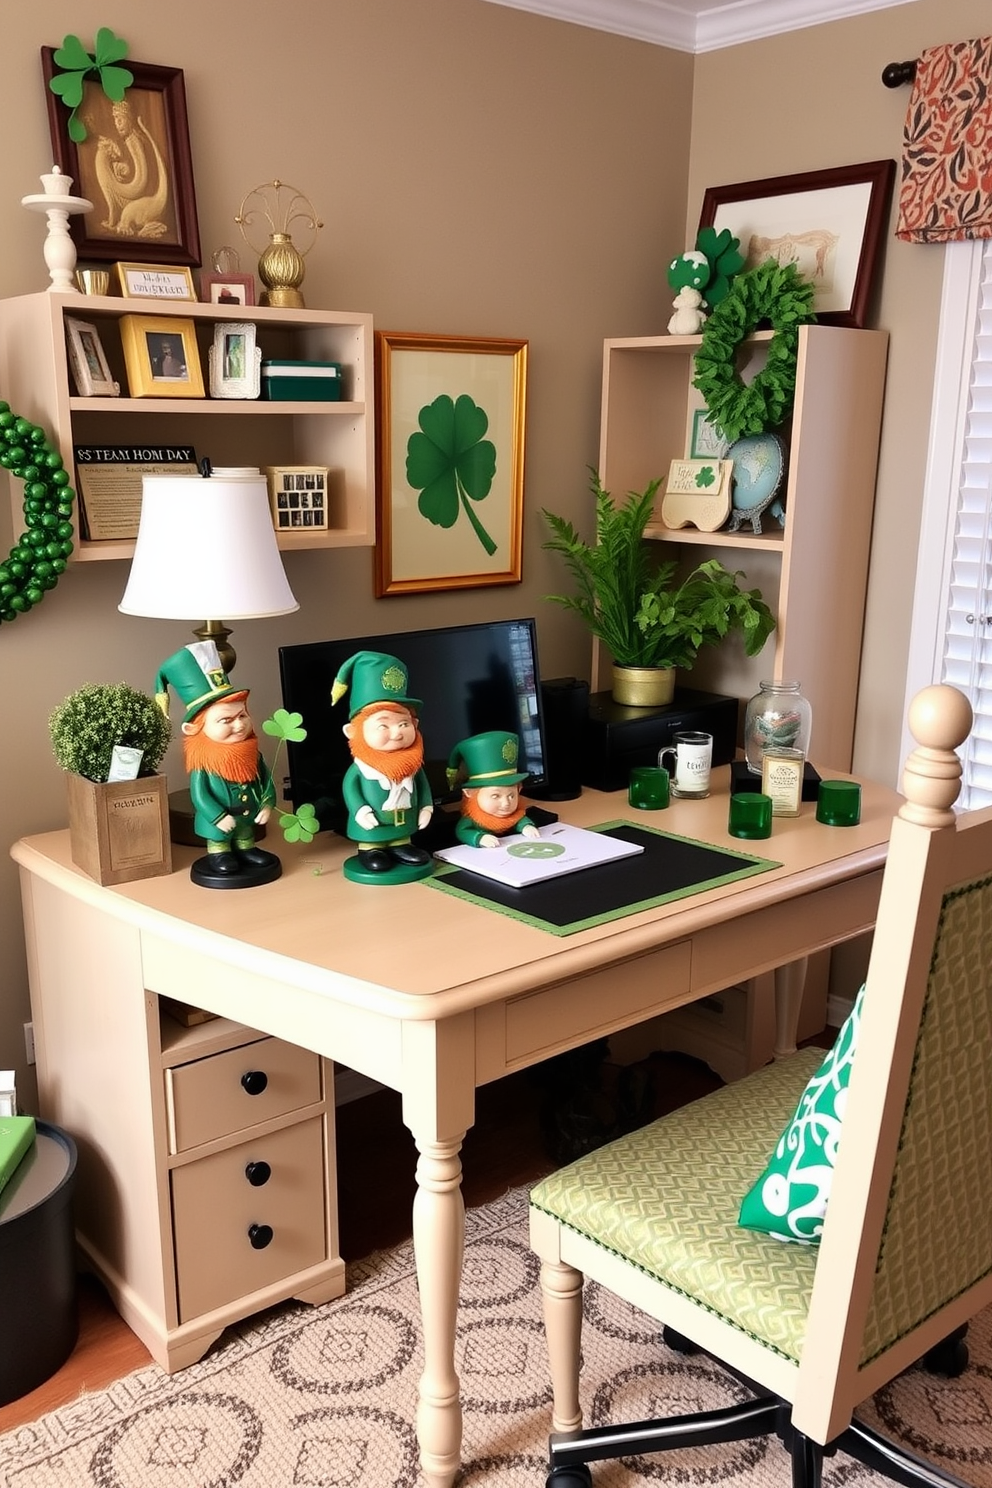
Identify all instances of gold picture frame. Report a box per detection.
[119,314,204,398]
[114,262,197,301]
[374,331,527,596]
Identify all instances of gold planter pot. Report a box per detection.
[611,665,676,708]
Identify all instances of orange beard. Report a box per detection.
[461,798,527,834]
[183,733,261,783]
[348,707,425,783]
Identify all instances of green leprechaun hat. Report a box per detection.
[155,640,240,724]
[330,650,422,717]
[446,730,529,791]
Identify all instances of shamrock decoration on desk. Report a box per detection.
[48,27,133,142]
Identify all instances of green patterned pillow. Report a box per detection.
[739,984,865,1243]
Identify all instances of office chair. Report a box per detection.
[530,684,991,1488]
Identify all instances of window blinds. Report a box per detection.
[942,239,992,808]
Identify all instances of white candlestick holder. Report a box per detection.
[22,167,94,293]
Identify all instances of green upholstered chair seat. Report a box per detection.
[530,1048,825,1362]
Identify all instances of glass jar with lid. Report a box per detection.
[744,680,812,775]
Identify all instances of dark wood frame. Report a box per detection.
[41,50,201,267]
[697,160,895,328]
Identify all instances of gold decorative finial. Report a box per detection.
[234,179,323,309]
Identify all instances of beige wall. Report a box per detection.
[0,0,982,1105]
[688,0,990,782]
[0,0,693,1105]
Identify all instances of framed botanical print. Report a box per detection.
[375,331,528,596]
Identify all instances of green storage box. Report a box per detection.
[261,359,343,401]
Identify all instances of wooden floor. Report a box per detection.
[0,1047,726,1435]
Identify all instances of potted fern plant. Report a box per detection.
[49,681,174,884]
[542,472,775,706]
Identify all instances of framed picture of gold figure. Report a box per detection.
[41,50,201,267]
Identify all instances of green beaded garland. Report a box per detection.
[0,400,74,624]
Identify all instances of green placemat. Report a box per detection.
[423,820,780,935]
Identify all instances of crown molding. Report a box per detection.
[480,0,913,53]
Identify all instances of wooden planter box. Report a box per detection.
[66,773,172,886]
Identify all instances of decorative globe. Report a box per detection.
[727,432,787,535]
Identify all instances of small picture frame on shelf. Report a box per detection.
[689,407,730,460]
[208,323,261,399]
[114,263,197,301]
[660,456,734,532]
[264,465,330,530]
[119,314,205,398]
[64,316,120,397]
[199,271,256,307]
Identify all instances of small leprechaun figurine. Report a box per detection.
[155,641,281,889]
[446,730,540,849]
[331,650,434,882]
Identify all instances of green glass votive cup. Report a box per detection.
[728,792,773,839]
[628,765,670,811]
[816,779,862,827]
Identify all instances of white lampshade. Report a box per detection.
[119,468,298,619]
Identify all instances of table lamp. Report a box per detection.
[119,465,299,846]
[119,464,298,673]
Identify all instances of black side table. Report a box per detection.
[0,1121,78,1405]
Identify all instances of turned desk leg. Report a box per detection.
[413,1135,466,1488]
[773,956,809,1059]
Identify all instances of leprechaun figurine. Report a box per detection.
[331,650,434,883]
[155,641,281,889]
[447,731,541,848]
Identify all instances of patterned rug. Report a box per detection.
[1,1186,990,1487]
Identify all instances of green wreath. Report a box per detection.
[0,401,75,625]
[692,260,816,444]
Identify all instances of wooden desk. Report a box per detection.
[12,774,898,1486]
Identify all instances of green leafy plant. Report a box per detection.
[261,709,319,843]
[49,682,171,783]
[542,472,775,671]
[405,393,498,556]
[48,28,133,143]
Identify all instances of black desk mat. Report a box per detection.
[423,820,780,936]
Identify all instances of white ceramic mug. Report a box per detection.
[659,730,713,799]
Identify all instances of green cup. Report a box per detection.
[816,779,862,826]
[728,792,773,839]
[628,765,670,810]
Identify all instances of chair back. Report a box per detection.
[795,685,992,1443]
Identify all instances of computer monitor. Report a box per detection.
[278,617,549,836]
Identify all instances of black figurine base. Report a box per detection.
[343,851,435,885]
[190,851,283,890]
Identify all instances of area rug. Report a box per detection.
[1,1186,990,1487]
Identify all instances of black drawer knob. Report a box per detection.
[245,1160,271,1187]
[241,1070,268,1096]
[248,1223,274,1250]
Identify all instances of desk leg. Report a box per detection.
[413,1133,466,1488]
[773,956,809,1059]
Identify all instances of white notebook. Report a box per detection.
[433,821,643,889]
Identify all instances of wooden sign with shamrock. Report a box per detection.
[660,457,734,532]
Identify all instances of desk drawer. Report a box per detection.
[504,940,692,1065]
[166,1037,322,1153]
[172,1116,327,1321]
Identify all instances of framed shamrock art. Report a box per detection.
[374,331,527,596]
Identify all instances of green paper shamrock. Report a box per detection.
[261,709,318,843]
[49,28,133,143]
[695,226,746,307]
[405,393,498,557]
[695,465,716,488]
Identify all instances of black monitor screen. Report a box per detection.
[278,618,548,835]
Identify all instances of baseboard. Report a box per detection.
[826,993,855,1031]
[333,1065,385,1105]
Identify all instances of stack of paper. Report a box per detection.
[434,822,643,889]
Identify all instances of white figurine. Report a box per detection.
[667,285,708,335]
